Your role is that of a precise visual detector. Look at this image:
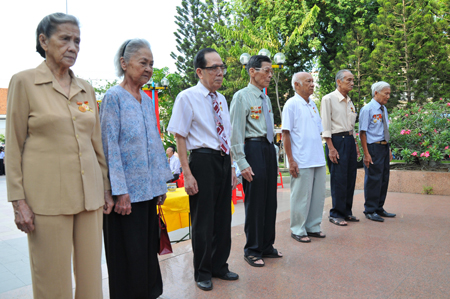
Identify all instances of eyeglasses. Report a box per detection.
[254,67,274,75]
[202,64,227,75]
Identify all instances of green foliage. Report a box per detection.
[90,79,119,102]
[0,134,5,144]
[150,68,184,129]
[332,25,376,110]
[214,1,320,124]
[305,0,379,99]
[423,186,434,195]
[389,99,450,163]
[170,0,231,87]
[162,132,176,150]
[370,0,450,106]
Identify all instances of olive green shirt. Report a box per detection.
[230,83,275,171]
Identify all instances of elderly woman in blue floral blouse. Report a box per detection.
[100,38,172,299]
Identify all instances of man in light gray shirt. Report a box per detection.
[230,55,282,268]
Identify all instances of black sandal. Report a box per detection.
[262,248,283,258]
[329,216,348,226]
[244,255,265,267]
[345,215,360,222]
[307,231,326,238]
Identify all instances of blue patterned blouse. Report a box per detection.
[100,86,172,203]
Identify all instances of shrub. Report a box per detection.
[388,99,450,163]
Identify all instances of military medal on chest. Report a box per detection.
[77,101,94,113]
[250,106,262,120]
[373,114,382,123]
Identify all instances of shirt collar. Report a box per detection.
[370,98,382,110]
[294,92,311,105]
[333,89,351,103]
[197,81,219,99]
[34,61,86,93]
[247,83,264,98]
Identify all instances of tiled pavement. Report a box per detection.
[1,174,449,298]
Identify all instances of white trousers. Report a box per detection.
[290,166,326,236]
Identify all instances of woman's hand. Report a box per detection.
[157,194,167,205]
[103,190,114,214]
[114,194,132,215]
[12,200,35,234]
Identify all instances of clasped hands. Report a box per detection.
[103,191,166,216]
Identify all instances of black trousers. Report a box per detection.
[243,140,278,258]
[189,151,232,282]
[104,199,162,299]
[326,135,357,219]
[364,143,390,214]
[0,159,4,175]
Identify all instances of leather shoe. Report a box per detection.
[365,212,384,222]
[377,210,396,217]
[214,271,239,281]
[196,280,213,291]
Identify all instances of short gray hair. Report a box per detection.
[335,69,352,88]
[371,81,390,97]
[114,39,152,77]
[291,72,303,90]
[36,13,79,58]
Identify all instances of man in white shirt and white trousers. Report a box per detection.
[282,72,327,243]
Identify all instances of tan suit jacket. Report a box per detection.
[6,62,110,215]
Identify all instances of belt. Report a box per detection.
[332,131,353,137]
[191,148,227,156]
[245,137,271,143]
[371,141,388,145]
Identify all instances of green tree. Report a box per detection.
[370,0,449,105]
[151,67,184,129]
[332,25,376,109]
[214,2,321,123]
[90,79,118,102]
[170,0,230,87]
[303,0,379,99]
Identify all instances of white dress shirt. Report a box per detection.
[282,93,325,168]
[168,155,181,175]
[168,82,231,151]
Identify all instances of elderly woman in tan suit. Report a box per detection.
[6,13,112,299]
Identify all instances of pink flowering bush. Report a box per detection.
[389,100,450,163]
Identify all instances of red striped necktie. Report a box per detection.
[210,92,230,154]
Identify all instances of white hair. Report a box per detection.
[371,81,390,97]
[114,38,152,77]
[335,69,352,88]
[291,72,303,90]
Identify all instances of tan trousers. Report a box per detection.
[27,208,103,299]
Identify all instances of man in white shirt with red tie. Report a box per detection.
[168,48,238,292]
